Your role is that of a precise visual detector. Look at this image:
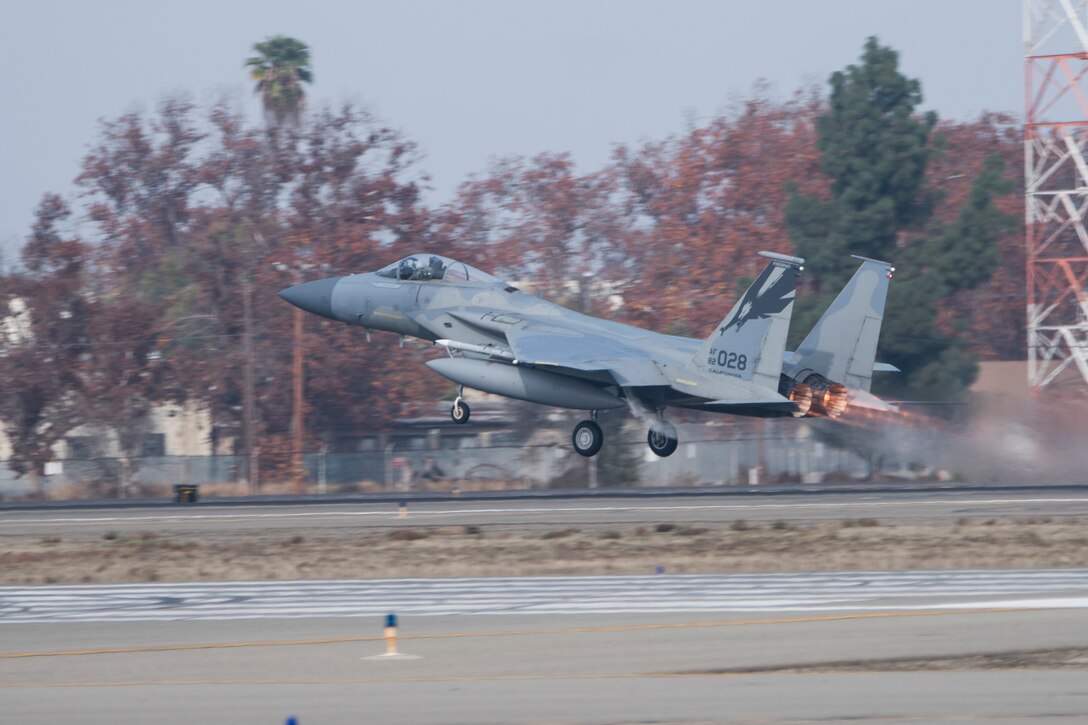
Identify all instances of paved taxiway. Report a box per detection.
[3,570,1087,724]
[4,485,1088,535]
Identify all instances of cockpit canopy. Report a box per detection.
[375,254,502,285]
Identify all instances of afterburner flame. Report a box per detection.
[819,383,849,418]
[800,373,849,418]
[834,399,942,430]
[788,383,813,418]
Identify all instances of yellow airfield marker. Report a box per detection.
[363,613,420,661]
[385,619,397,655]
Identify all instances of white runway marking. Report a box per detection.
[3,498,1087,526]
[1,570,1086,624]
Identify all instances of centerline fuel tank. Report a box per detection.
[426,357,624,411]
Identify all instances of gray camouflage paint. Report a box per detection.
[279,252,891,417]
[786,256,894,393]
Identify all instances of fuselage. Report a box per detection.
[278,252,803,416]
[332,271,700,362]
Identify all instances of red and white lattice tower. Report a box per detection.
[1025,0,1088,389]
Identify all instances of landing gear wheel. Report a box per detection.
[451,399,471,424]
[647,424,678,458]
[572,420,604,457]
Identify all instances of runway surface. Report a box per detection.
[5,488,1088,724]
[4,486,1088,535]
[3,569,1088,724]
[3,569,1088,623]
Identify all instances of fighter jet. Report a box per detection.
[279,251,892,457]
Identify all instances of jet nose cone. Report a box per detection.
[277,277,340,319]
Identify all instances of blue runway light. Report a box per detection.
[386,613,397,628]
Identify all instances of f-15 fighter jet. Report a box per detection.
[279,251,894,458]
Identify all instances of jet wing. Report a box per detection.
[503,327,672,388]
[446,309,670,386]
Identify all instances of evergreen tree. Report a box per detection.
[786,37,1014,398]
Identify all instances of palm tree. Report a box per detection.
[245,36,313,127]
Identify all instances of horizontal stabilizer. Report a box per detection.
[848,388,900,413]
[699,399,799,414]
[872,362,900,372]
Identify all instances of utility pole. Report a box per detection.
[292,306,304,492]
[274,261,309,494]
[242,278,257,494]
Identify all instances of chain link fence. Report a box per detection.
[0,419,897,501]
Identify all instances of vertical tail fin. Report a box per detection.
[790,255,894,392]
[694,251,804,391]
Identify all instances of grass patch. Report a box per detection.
[388,528,429,542]
[842,518,881,528]
[542,528,580,540]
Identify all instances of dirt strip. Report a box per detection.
[2,517,1086,585]
[686,647,1088,674]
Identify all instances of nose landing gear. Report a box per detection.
[450,387,471,424]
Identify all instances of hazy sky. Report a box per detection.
[0,0,1021,262]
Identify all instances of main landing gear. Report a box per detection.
[647,420,678,458]
[450,388,471,424]
[571,411,679,458]
[572,418,604,457]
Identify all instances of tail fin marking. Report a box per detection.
[693,251,804,391]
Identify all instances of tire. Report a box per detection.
[572,420,604,457]
[647,425,678,458]
[451,401,471,424]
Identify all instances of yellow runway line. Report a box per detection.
[0,666,1064,690]
[0,607,1036,660]
[0,672,832,689]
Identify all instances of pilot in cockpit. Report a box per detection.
[397,255,447,281]
[426,255,446,280]
[397,257,419,280]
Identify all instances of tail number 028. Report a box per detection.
[709,349,747,371]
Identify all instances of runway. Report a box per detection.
[4,486,1088,535]
[5,489,1088,723]
[3,569,1088,724]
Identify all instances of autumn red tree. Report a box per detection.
[2,71,1028,490]
[0,196,92,490]
[71,97,443,473]
[438,152,631,308]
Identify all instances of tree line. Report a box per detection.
[0,36,1021,484]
